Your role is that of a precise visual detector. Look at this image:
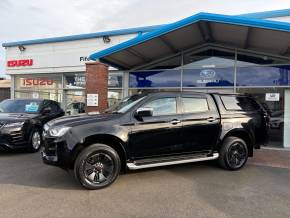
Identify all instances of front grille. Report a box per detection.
[9,130,24,143]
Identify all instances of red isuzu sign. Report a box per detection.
[22,78,54,86]
[7,59,33,67]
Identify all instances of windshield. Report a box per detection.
[0,99,42,114]
[105,94,146,114]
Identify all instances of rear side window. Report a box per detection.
[182,97,209,113]
[221,96,260,111]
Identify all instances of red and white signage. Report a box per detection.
[7,59,33,67]
[20,78,54,88]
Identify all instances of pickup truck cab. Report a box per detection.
[42,92,269,189]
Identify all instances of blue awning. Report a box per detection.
[89,12,290,70]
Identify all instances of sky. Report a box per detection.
[1,0,290,78]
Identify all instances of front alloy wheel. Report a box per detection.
[74,144,121,190]
[84,153,114,184]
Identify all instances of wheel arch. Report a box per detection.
[70,134,128,172]
[221,129,254,157]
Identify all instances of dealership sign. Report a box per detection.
[197,69,219,84]
[7,59,33,67]
[265,93,280,101]
[20,78,55,88]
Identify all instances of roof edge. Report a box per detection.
[89,12,290,65]
[2,24,166,48]
[240,9,290,19]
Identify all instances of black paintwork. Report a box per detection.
[41,92,269,168]
[0,99,64,150]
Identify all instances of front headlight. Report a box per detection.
[4,122,25,128]
[43,123,50,131]
[48,126,71,137]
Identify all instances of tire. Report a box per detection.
[74,144,121,190]
[218,136,248,170]
[28,129,42,153]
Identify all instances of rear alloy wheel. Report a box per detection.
[28,130,42,152]
[218,136,248,170]
[74,144,121,190]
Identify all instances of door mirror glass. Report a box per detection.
[135,107,153,118]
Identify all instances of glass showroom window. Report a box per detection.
[108,72,123,106]
[236,64,290,148]
[182,48,235,92]
[64,73,86,115]
[183,48,236,69]
[128,69,181,95]
[65,73,86,89]
[14,74,63,102]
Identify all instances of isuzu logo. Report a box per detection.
[20,78,54,88]
[200,69,216,79]
[7,59,33,67]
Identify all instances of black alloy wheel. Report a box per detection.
[74,144,121,190]
[218,136,248,170]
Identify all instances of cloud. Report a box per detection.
[1,0,290,76]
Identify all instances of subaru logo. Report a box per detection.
[200,69,216,79]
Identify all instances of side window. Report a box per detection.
[182,97,209,113]
[143,98,177,116]
[221,96,260,111]
[41,100,50,111]
[50,102,60,113]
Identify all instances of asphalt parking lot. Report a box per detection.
[0,151,290,218]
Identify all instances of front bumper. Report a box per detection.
[41,137,72,169]
[0,128,28,150]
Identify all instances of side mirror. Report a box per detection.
[42,107,51,115]
[135,107,153,118]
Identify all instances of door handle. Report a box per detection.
[207,117,216,122]
[170,119,181,125]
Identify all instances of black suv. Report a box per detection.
[42,92,269,189]
[0,99,64,152]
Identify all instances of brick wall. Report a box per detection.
[85,62,108,113]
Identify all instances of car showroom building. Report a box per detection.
[2,9,290,148]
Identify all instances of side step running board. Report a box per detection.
[127,153,219,170]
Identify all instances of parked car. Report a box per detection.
[42,92,269,189]
[66,102,86,115]
[270,110,284,129]
[0,99,64,152]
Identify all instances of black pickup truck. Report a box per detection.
[42,92,269,189]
